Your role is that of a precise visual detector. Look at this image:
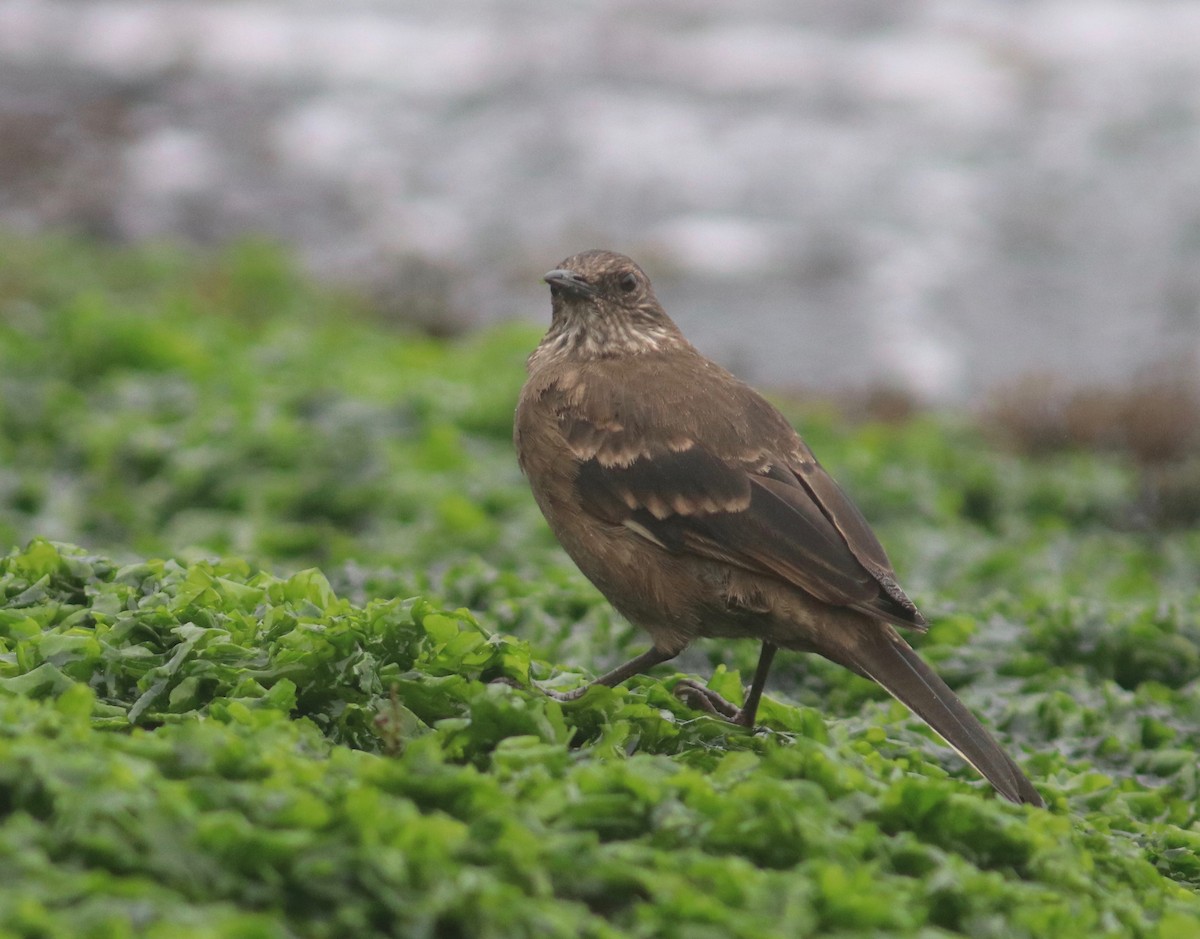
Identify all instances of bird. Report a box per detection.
[513,248,1043,807]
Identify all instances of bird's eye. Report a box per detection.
[618,272,638,293]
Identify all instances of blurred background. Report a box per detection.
[3,0,1200,403]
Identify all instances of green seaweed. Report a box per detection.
[0,233,1198,937]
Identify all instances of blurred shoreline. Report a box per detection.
[3,0,1199,402]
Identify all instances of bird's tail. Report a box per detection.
[830,624,1044,807]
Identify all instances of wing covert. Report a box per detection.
[566,418,910,618]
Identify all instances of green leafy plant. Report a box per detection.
[1,234,1198,937]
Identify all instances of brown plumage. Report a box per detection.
[514,249,1043,807]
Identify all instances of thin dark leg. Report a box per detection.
[591,646,677,688]
[674,641,779,727]
[512,646,677,703]
[735,642,778,727]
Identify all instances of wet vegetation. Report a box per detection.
[1,234,1198,937]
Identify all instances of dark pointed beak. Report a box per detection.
[544,268,597,298]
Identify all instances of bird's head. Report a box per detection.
[540,250,685,359]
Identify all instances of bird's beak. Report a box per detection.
[544,268,597,298]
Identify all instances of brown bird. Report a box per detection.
[514,249,1043,807]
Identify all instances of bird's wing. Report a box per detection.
[554,388,925,629]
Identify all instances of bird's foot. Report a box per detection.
[673,679,755,727]
[490,676,592,703]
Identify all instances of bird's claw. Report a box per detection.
[673,678,752,725]
[490,675,592,703]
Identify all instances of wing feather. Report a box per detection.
[566,409,925,629]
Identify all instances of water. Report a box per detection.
[2,0,1199,401]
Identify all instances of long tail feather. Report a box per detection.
[833,625,1043,806]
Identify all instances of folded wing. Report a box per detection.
[566,411,925,630]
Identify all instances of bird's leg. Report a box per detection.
[674,642,778,727]
[497,646,677,702]
[737,641,778,725]
[548,646,677,700]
